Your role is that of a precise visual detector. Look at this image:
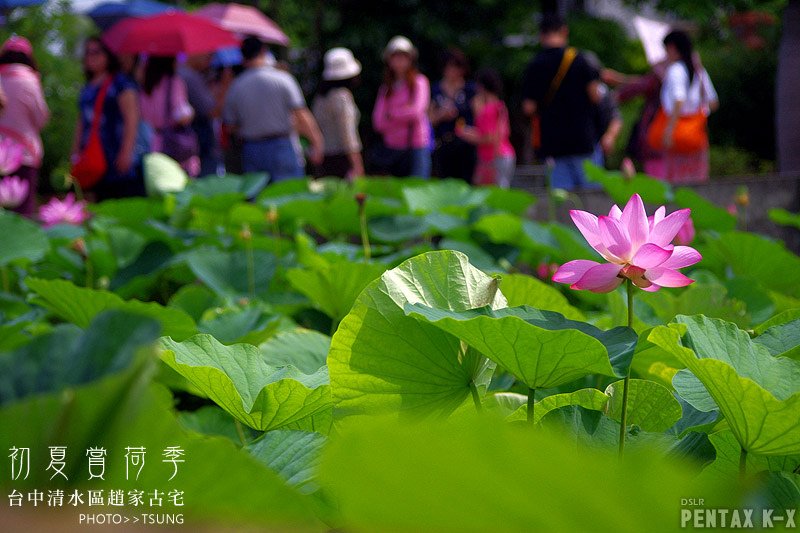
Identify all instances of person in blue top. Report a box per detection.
[429,48,476,182]
[71,37,144,200]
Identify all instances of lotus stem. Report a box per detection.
[85,257,94,289]
[626,278,634,329]
[739,446,747,481]
[358,199,371,262]
[470,382,482,412]
[619,279,634,457]
[245,239,255,298]
[527,388,536,424]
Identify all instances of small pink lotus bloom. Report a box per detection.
[727,204,738,216]
[674,217,695,246]
[39,193,90,227]
[0,176,29,209]
[536,262,560,280]
[553,194,701,293]
[0,138,24,176]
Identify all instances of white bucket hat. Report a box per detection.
[383,35,417,61]
[322,47,362,81]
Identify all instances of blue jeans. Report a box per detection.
[242,136,303,183]
[410,148,431,179]
[550,153,600,191]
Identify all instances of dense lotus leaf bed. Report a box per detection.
[0,169,798,531]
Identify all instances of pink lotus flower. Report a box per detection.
[0,138,24,176]
[39,193,89,227]
[674,217,695,246]
[0,176,29,209]
[536,262,560,281]
[553,194,701,293]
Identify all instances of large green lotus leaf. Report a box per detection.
[404,304,636,390]
[673,187,737,231]
[0,322,31,351]
[160,335,332,431]
[756,309,800,334]
[89,196,167,223]
[486,392,528,416]
[769,207,800,230]
[318,415,731,533]
[473,212,560,254]
[484,186,536,216]
[286,261,387,323]
[0,210,49,266]
[672,370,720,412]
[328,251,505,420]
[506,388,609,424]
[25,277,196,340]
[103,225,148,269]
[438,239,499,273]
[584,162,672,205]
[178,405,255,445]
[604,379,683,433]
[0,356,321,529]
[548,222,601,261]
[505,379,680,433]
[0,311,160,405]
[499,273,584,320]
[181,173,268,200]
[700,430,800,483]
[674,315,800,399]
[539,404,676,452]
[168,284,221,322]
[754,318,800,360]
[650,317,800,455]
[638,282,753,329]
[402,179,489,215]
[110,241,175,298]
[368,213,464,243]
[260,329,330,374]
[185,246,277,300]
[724,277,776,326]
[271,188,397,238]
[247,430,327,495]
[706,232,800,298]
[198,305,283,345]
[280,407,333,435]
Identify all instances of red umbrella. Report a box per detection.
[195,3,290,46]
[102,12,239,56]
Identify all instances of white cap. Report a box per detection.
[322,47,362,81]
[383,35,417,61]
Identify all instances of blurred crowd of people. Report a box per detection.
[0,12,718,212]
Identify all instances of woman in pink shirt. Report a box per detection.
[371,36,431,178]
[139,56,198,176]
[456,69,515,188]
[0,36,50,215]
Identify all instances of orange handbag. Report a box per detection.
[71,77,112,190]
[646,107,708,153]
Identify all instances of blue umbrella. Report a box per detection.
[0,0,46,9]
[88,0,179,30]
[211,46,242,68]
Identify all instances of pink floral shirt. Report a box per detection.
[0,64,50,168]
